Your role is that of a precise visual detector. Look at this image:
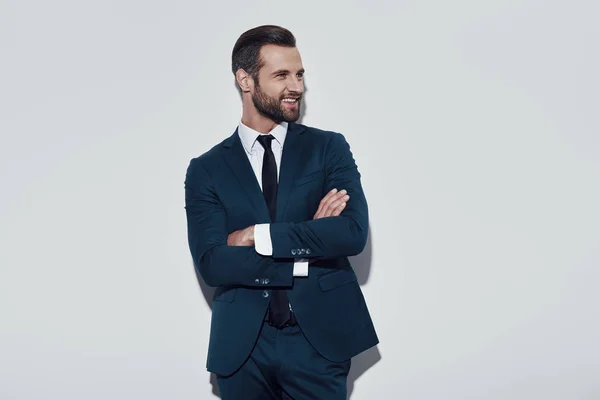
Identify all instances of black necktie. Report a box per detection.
[256,135,291,327]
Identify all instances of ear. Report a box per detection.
[235,69,254,93]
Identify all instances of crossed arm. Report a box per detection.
[185,132,368,288]
[227,188,350,246]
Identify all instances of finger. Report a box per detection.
[330,198,348,217]
[314,188,338,219]
[323,195,349,217]
[315,189,348,219]
[227,231,237,246]
[321,189,347,214]
[320,196,348,218]
[315,189,344,219]
[323,194,349,215]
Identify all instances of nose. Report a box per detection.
[287,76,304,94]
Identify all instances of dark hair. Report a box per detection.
[232,25,296,85]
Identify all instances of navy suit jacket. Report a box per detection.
[185,122,378,376]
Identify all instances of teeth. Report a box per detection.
[283,98,297,103]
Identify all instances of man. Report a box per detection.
[184,25,378,399]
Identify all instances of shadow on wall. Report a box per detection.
[193,227,380,398]
[347,228,382,398]
[192,267,221,397]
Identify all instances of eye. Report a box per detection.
[296,72,304,79]
[277,73,287,78]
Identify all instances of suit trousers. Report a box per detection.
[216,320,351,400]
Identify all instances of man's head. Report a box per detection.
[232,25,304,124]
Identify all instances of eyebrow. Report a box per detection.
[271,68,305,77]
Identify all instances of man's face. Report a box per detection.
[251,44,305,123]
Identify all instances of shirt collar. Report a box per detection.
[238,120,288,155]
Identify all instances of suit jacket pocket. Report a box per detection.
[212,287,236,302]
[291,169,324,190]
[318,269,358,292]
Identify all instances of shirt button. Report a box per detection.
[262,291,269,298]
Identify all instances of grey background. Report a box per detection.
[1,0,599,398]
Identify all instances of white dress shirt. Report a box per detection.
[237,120,309,277]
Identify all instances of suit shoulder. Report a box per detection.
[295,123,347,141]
[185,136,234,185]
[187,136,230,168]
[297,123,338,137]
[294,123,350,148]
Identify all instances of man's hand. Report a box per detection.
[227,225,255,246]
[313,189,349,220]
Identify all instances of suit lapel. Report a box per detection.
[276,123,308,221]
[220,130,271,222]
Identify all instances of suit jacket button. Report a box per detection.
[262,291,269,298]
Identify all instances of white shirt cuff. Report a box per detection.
[255,224,308,276]
[293,259,309,276]
[254,223,272,256]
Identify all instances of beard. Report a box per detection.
[252,83,301,123]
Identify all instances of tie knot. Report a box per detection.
[256,134,274,150]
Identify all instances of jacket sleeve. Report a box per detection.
[185,158,294,288]
[269,132,369,259]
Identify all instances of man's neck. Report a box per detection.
[241,112,279,134]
